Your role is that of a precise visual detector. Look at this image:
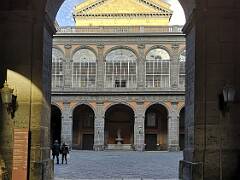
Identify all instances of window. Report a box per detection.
[105,49,137,88]
[72,49,97,88]
[145,48,170,88]
[179,50,186,88]
[52,48,64,88]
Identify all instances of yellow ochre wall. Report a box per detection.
[75,17,170,26]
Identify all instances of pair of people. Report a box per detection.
[52,140,69,164]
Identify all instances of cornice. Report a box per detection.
[75,13,172,18]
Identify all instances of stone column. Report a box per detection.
[61,102,73,148]
[168,102,179,151]
[137,44,146,89]
[96,44,105,89]
[134,102,145,151]
[93,102,105,151]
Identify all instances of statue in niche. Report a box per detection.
[115,128,123,144]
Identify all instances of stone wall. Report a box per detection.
[52,94,185,151]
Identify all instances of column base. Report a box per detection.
[30,159,54,180]
[134,144,145,151]
[168,145,180,152]
[93,145,105,151]
[179,160,203,180]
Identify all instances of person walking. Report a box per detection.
[52,140,60,164]
[61,142,69,164]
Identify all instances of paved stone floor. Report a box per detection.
[54,150,182,180]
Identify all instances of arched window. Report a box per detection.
[145,48,170,88]
[52,48,64,88]
[72,49,97,88]
[179,50,186,88]
[105,49,137,88]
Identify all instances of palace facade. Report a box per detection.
[51,0,186,151]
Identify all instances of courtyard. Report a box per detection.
[54,151,182,180]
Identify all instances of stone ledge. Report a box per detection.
[179,160,203,180]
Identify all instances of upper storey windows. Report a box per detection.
[72,49,97,88]
[51,45,185,91]
[52,48,64,88]
[105,49,137,88]
[145,48,170,88]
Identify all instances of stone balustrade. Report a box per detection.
[56,25,183,34]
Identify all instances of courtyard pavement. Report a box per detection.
[54,150,182,180]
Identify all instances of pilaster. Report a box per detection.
[96,44,105,89]
[170,44,180,89]
[168,102,180,151]
[63,44,73,89]
[134,102,145,151]
[137,44,146,89]
[61,102,73,147]
[93,102,105,151]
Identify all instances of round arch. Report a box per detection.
[179,107,185,151]
[71,46,97,60]
[50,104,62,145]
[144,102,170,115]
[145,45,172,60]
[103,46,139,61]
[71,102,96,116]
[104,104,135,150]
[144,103,169,151]
[72,104,95,150]
[52,46,65,56]
[104,102,136,115]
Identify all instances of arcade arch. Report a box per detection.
[72,104,95,150]
[144,104,168,151]
[50,105,62,144]
[104,104,135,150]
[179,107,185,151]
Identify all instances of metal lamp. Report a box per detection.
[222,86,236,103]
[219,85,236,115]
[0,81,17,118]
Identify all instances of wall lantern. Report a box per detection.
[219,85,236,115]
[0,81,17,118]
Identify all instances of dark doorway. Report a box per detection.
[179,107,185,151]
[105,104,135,148]
[51,105,62,144]
[72,104,95,150]
[145,134,157,151]
[145,104,168,151]
[82,134,94,150]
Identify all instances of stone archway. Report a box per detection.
[179,107,185,151]
[72,104,95,150]
[144,104,168,151]
[2,0,240,179]
[50,105,62,145]
[104,104,135,150]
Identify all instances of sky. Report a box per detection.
[56,0,186,26]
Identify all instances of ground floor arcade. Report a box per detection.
[51,95,185,151]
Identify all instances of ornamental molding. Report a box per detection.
[74,0,172,16]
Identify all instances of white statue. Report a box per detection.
[115,128,123,144]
